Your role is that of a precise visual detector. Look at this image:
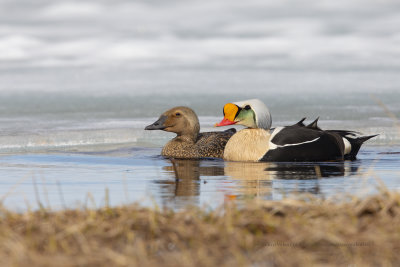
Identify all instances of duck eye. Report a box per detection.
[175,112,181,116]
[244,105,251,110]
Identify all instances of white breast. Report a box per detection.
[223,128,271,162]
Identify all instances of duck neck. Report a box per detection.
[176,120,200,143]
[175,132,198,144]
[247,126,270,133]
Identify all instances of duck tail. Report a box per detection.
[327,130,378,159]
[343,134,378,160]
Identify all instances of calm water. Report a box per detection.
[0,146,399,211]
[0,0,399,210]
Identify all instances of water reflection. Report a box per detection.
[266,162,347,179]
[224,161,273,199]
[157,159,363,207]
[156,159,225,207]
[266,161,362,197]
[224,161,359,180]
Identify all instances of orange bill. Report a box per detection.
[215,117,236,127]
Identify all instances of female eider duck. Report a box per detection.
[145,106,235,159]
[215,99,377,162]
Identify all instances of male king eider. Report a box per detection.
[145,106,236,159]
[215,99,377,162]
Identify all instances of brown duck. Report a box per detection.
[145,106,235,159]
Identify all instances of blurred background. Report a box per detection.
[0,0,399,151]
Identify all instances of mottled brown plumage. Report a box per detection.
[145,106,235,159]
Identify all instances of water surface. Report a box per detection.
[0,146,399,211]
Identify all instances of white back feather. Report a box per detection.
[233,99,272,130]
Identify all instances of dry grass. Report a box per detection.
[0,190,399,267]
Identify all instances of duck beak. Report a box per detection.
[214,103,239,127]
[145,115,167,130]
[214,117,236,127]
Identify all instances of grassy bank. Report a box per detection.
[0,191,399,267]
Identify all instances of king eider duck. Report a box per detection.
[215,99,377,162]
[145,106,236,159]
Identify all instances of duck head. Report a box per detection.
[215,99,272,130]
[145,106,200,141]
